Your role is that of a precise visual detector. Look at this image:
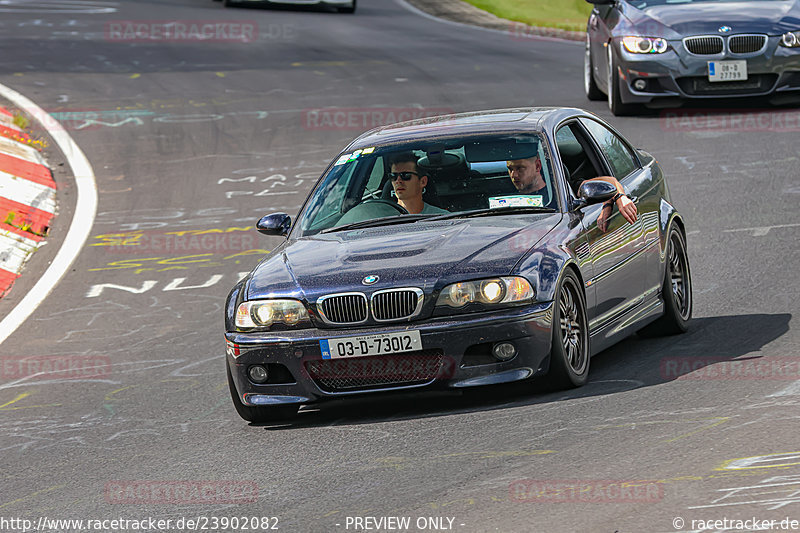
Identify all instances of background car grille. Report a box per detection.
[305,350,444,392]
[318,294,368,324]
[372,289,422,321]
[729,34,766,54]
[684,36,723,55]
[677,74,778,96]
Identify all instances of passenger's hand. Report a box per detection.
[616,195,638,224]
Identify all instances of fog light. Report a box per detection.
[492,342,517,361]
[248,365,269,383]
[633,79,647,91]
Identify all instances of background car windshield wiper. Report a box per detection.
[320,214,435,233]
[426,206,557,221]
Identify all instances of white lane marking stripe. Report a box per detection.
[393,0,582,45]
[0,83,98,346]
[0,171,56,213]
[0,135,47,165]
[767,380,800,397]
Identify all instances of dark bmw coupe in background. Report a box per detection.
[585,0,800,114]
[224,108,692,423]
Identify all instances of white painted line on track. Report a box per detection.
[0,82,98,346]
[393,0,582,45]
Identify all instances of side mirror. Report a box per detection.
[256,213,291,237]
[574,181,617,209]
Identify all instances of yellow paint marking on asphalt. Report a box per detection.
[0,485,66,510]
[0,392,30,409]
[12,73,23,77]
[717,451,800,471]
[663,417,730,443]
[129,73,140,79]
[215,72,226,78]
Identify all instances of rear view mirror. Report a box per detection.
[256,213,291,237]
[576,181,617,207]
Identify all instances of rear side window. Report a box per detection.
[579,119,638,179]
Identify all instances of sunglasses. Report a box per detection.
[388,171,419,182]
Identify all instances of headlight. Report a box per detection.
[780,31,800,48]
[235,299,310,329]
[436,277,534,308]
[622,36,668,54]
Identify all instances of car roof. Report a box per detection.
[344,107,593,151]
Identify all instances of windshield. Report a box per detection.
[295,133,556,236]
[628,0,785,8]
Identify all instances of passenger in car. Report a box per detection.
[506,156,547,196]
[388,152,448,215]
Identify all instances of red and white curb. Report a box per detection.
[0,106,56,297]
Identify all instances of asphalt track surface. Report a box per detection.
[0,1,799,532]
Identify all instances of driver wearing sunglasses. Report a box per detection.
[388,153,448,215]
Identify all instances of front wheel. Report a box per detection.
[548,270,590,388]
[640,228,692,336]
[585,37,604,101]
[227,361,297,424]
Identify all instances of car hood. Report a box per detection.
[626,0,799,37]
[246,215,560,300]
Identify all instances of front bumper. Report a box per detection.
[225,302,553,406]
[614,37,800,104]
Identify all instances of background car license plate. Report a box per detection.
[708,60,747,82]
[320,331,422,359]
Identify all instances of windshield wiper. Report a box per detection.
[425,206,557,221]
[320,214,435,233]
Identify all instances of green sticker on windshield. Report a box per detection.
[488,196,543,208]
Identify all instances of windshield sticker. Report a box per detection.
[348,149,363,161]
[489,195,543,209]
[334,154,350,166]
[361,147,375,154]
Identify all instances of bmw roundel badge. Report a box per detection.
[362,275,379,285]
[719,26,732,33]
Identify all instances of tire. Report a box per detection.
[223,0,238,6]
[548,270,590,388]
[585,36,604,101]
[640,228,692,336]
[337,0,356,13]
[607,46,637,116]
[226,361,297,423]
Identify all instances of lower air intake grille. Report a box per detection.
[305,350,444,392]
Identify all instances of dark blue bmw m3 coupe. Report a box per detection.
[224,108,692,423]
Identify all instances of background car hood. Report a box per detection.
[246,214,560,300]
[629,1,799,36]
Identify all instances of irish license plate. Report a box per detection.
[708,60,747,82]
[320,330,422,360]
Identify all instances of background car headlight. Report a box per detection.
[235,299,310,329]
[781,31,800,48]
[622,36,668,54]
[436,277,534,308]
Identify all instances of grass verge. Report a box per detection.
[462,0,592,32]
